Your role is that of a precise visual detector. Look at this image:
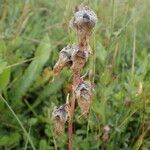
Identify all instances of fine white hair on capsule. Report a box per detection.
[71,6,97,29]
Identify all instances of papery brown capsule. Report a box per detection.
[71,44,91,71]
[71,44,90,61]
[53,44,91,74]
[53,45,72,75]
[52,104,69,135]
[75,81,93,116]
[70,6,97,31]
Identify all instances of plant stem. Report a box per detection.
[68,7,97,150]
[131,8,136,75]
[68,73,80,150]
[68,84,76,150]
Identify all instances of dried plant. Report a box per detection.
[52,5,97,150]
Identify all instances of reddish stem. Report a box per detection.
[68,92,75,150]
[68,29,90,150]
[68,73,81,150]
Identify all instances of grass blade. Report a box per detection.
[0,94,36,150]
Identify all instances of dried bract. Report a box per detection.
[52,104,69,135]
[71,44,90,61]
[54,44,91,75]
[75,81,93,116]
[71,44,90,71]
[53,45,72,75]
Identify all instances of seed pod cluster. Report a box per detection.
[52,104,69,135]
[53,44,91,75]
[75,80,93,116]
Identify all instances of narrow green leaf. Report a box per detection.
[96,41,107,63]
[0,40,7,56]
[132,133,145,150]
[0,61,7,74]
[10,34,51,106]
[0,40,10,91]
[0,133,21,146]
[0,68,10,91]
[39,139,47,150]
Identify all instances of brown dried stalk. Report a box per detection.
[52,5,97,150]
[68,6,97,150]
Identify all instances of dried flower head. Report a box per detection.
[102,125,110,142]
[71,6,97,31]
[75,81,93,116]
[52,104,69,135]
[53,45,72,75]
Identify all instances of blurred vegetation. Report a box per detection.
[0,0,150,149]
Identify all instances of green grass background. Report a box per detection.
[0,0,150,149]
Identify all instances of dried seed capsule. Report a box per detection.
[71,44,91,71]
[53,44,91,74]
[75,81,93,116]
[102,125,110,143]
[71,44,90,61]
[70,6,97,31]
[52,104,69,135]
[53,45,72,75]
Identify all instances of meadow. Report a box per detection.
[0,0,150,149]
